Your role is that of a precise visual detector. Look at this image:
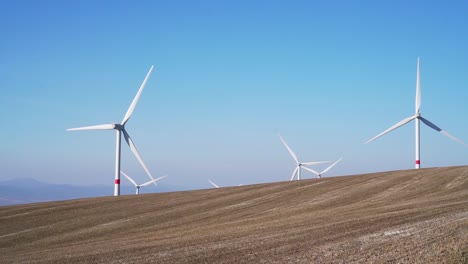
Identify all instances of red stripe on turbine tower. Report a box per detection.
[115,179,120,184]
[415,160,421,165]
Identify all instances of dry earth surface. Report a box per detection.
[1,166,467,263]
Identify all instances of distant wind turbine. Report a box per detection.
[302,157,343,179]
[279,135,330,181]
[208,180,242,188]
[67,66,156,196]
[121,171,166,195]
[366,58,465,168]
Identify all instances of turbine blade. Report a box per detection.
[140,180,155,187]
[120,171,138,187]
[320,157,343,175]
[415,57,421,114]
[420,116,466,145]
[279,135,299,163]
[208,180,219,188]
[121,65,154,125]
[290,167,298,181]
[141,175,167,187]
[301,161,330,166]
[122,129,157,185]
[67,124,115,131]
[302,166,319,176]
[154,175,167,181]
[366,115,416,144]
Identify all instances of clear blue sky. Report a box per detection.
[1,1,467,193]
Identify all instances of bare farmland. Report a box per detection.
[0,166,467,263]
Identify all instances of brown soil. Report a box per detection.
[1,166,467,263]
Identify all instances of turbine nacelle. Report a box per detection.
[114,124,124,130]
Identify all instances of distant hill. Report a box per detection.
[0,178,107,206]
[0,178,174,206]
[0,166,467,263]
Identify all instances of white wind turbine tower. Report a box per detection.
[366,58,465,168]
[67,66,156,196]
[279,135,330,181]
[121,171,166,195]
[302,157,343,179]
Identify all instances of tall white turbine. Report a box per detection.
[302,157,343,179]
[366,58,465,168]
[68,66,156,196]
[279,135,330,181]
[121,171,166,195]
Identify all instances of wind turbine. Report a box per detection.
[302,157,343,179]
[279,135,330,181]
[366,57,465,168]
[67,65,156,196]
[121,171,166,195]
[208,180,242,188]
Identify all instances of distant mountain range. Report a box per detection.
[0,178,175,206]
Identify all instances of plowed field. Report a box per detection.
[1,166,467,263]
